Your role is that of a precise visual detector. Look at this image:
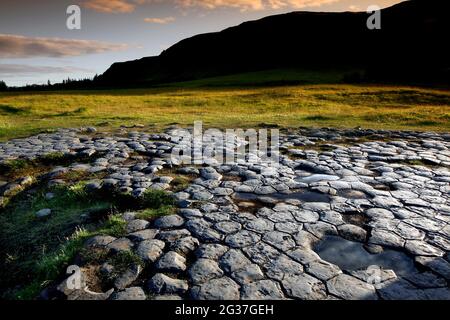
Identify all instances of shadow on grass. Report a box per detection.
[0,104,31,115]
[52,107,88,117]
[304,115,333,121]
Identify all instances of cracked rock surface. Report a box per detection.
[1,127,449,300]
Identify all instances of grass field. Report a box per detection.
[1,70,449,141]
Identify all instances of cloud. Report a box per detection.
[176,0,340,11]
[176,0,264,11]
[82,0,137,13]
[0,64,93,77]
[144,16,176,24]
[348,5,361,12]
[83,0,340,13]
[0,34,128,59]
[265,0,340,10]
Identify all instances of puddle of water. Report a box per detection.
[234,191,330,203]
[314,236,417,277]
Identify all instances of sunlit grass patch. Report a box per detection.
[106,251,144,276]
[53,107,88,117]
[135,205,176,220]
[97,214,127,238]
[0,71,449,140]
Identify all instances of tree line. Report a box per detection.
[0,76,100,92]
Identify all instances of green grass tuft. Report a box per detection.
[171,175,194,192]
[0,183,112,299]
[35,228,92,281]
[55,107,88,117]
[97,215,127,238]
[8,228,93,300]
[109,251,144,273]
[141,189,175,209]
[0,158,29,172]
[135,205,176,220]
[40,152,67,164]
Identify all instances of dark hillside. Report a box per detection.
[97,0,450,86]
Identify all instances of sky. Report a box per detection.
[0,0,405,86]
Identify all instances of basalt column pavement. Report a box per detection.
[1,127,449,300]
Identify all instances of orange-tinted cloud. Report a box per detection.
[83,0,137,13]
[83,0,340,13]
[0,34,128,58]
[176,0,340,11]
[348,5,361,11]
[144,16,176,24]
[177,0,264,11]
[265,0,340,10]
